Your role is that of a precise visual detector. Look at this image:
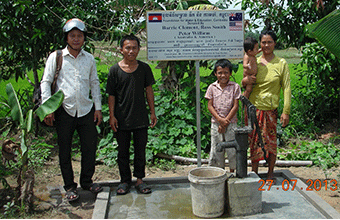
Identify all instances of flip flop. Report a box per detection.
[135,183,152,194]
[66,188,79,202]
[117,182,131,195]
[83,183,103,193]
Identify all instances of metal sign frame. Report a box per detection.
[147,10,244,61]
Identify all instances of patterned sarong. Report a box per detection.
[248,109,278,163]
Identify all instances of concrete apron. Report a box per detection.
[92,170,340,219]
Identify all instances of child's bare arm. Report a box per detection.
[225,98,239,124]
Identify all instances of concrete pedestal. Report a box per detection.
[227,172,262,216]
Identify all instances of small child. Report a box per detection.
[242,37,261,98]
[204,59,241,172]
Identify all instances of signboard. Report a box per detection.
[147,10,244,61]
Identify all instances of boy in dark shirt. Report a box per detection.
[106,34,157,195]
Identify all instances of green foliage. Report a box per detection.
[148,79,198,157]
[3,201,19,218]
[147,75,213,159]
[278,141,340,169]
[306,9,340,59]
[6,84,24,126]
[241,0,340,49]
[97,133,118,166]
[244,30,260,42]
[0,0,124,91]
[291,42,340,130]
[6,138,54,170]
[149,158,177,171]
[0,163,11,189]
[212,0,233,9]
[35,90,64,122]
[28,139,54,168]
[5,82,64,210]
[6,83,63,160]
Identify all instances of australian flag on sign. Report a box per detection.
[229,13,242,31]
[229,13,242,21]
[149,13,162,23]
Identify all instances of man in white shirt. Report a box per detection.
[41,18,102,202]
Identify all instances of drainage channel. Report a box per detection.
[92,170,340,219]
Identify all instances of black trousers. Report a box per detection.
[116,127,148,184]
[55,107,98,191]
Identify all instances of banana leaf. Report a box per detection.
[305,9,340,58]
[35,90,64,122]
[6,83,24,126]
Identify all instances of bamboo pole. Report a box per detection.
[155,153,313,167]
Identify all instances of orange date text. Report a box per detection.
[258,179,338,191]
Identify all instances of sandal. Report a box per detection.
[116,182,130,195]
[66,188,79,202]
[83,183,103,193]
[135,183,152,194]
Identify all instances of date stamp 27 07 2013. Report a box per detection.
[258,179,338,191]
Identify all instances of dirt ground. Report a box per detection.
[2,155,339,219]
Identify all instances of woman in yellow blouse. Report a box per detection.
[242,29,291,183]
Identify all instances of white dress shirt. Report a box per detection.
[41,47,102,117]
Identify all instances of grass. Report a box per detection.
[275,47,302,64]
[0,47,302,101]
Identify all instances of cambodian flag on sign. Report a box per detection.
[149,13,162,23]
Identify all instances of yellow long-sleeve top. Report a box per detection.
[249,55,291,115]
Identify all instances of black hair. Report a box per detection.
[213,59,233,73]
[259,29,277,43]
[120,34,141,48]
[244,37,258,53]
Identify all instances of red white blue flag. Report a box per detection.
[149,13,162,23]
[229,13,242,21]
[229,13,242,31]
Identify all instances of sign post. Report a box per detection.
[195,60,201,167]
[146,10,244,166]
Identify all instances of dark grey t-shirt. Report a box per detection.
[106,60,155,130]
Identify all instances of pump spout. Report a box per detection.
[213,96,267,178]
[216,140,237,152]
[216,128,251,178]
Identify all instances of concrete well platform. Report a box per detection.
[92,170,340,219]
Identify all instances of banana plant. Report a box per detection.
[305,9,340,59]
[6,83,64,168]
[5,82,64,209]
